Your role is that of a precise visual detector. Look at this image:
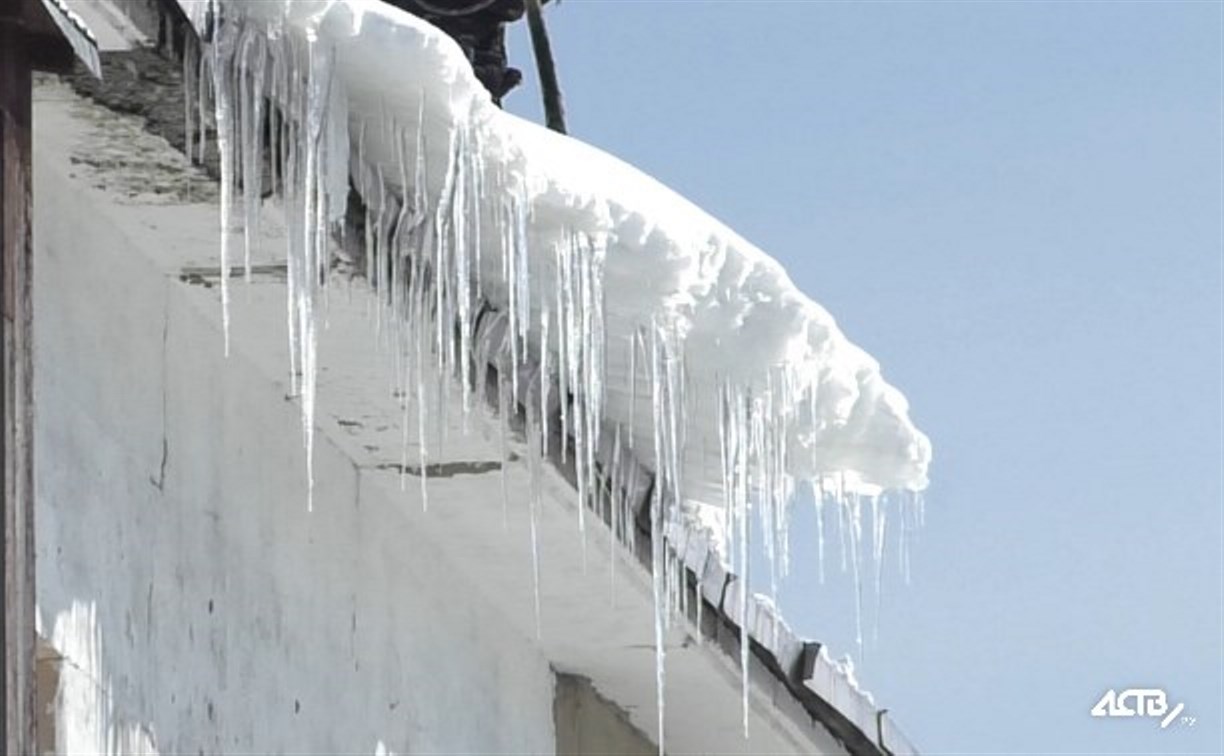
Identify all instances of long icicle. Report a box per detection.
[211,9,237,355]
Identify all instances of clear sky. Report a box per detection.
[506,2,1223,753]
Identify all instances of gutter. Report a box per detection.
[36,0,102,78]
[470,303,920,756]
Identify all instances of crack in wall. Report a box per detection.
[150,286,170,491]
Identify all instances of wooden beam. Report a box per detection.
[0,21,37,756]
[0,1,95,750]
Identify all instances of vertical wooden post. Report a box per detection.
[0,19,36,755]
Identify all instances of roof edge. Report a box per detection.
[470,303,920,756]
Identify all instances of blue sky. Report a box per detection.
[507,2,1223,753]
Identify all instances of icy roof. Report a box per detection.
[174,0,931,752]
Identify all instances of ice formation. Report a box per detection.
[176,0,931,748]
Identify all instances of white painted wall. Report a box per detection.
[31,81,557,756]
[29,73,848,755]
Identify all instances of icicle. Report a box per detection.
[269,80,280,200]
[872,494,887,644]
[837,476,849,575]
[197,36,211,166]
[501,174,518,400]
[761,375,779,643]
[183,33,197,169]
[609,423,621,603]
[413,240,430,513]
[237,28,267,285]
[298,32,331,509]
[527,386,545,640]
[210,9,237,355]
[564,236,585,541]
[651,482,667,756]
[512,185,530,387]
[469,120,486,310]
[740,392,753,740]
[554,241,569,465]
[455,124,476,426]
[279,34,299,398]
[648,322,667,756]
[848,491,864,659]
[540,304,551,460]
[628,333,638,453]
[815,480,826,584]
[498,349,512,528]
[718,380,732,558]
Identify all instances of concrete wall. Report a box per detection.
[31,80,557,755]
[555,675,656,756]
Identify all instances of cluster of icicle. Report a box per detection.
[181,2,926,751]
[184,11,350,505]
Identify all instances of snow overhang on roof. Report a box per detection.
[165,0,932,753]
